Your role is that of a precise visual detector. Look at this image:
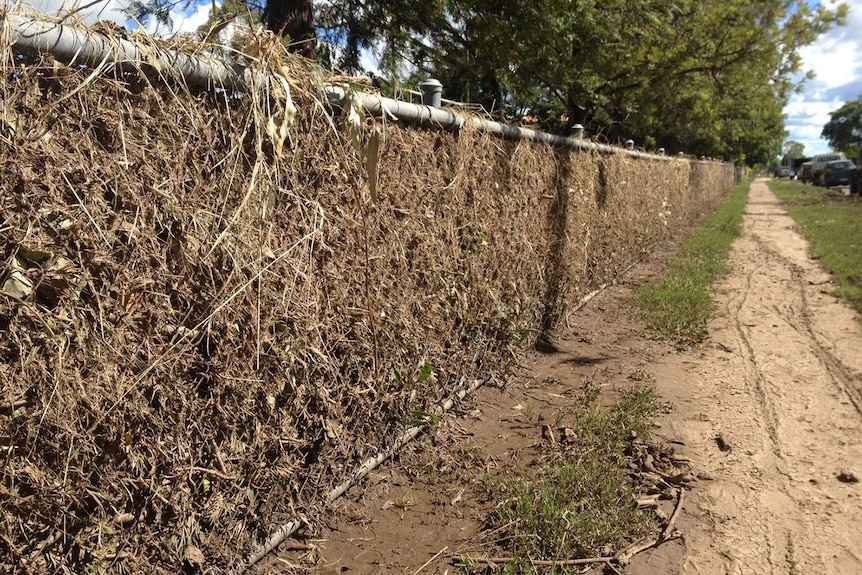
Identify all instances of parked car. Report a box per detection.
[774,166,794,178]
[798,161,813,184]
[822,159,855,188]
[811,152,847,185]
[852,154,862,195]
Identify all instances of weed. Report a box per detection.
[630,178,750,340]
[480,386,660,573]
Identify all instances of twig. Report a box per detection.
[58,0,112,23]
[615,489,684,567]
[243,378,484,571]
[661,487,685,541]
[0,398,32,413]
[614,531,682,566]
[565,257,643,326]
[179,466,237,481]
[62,172,112,249]
[636,495,660,508]
[614,536,657,566]
[411,546,448,575]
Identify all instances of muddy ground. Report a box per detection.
[279,179,862,574]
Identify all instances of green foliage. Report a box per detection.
[341,0,845,163]
[821,96,862,159]
[768,180,862,315]
[783,140,806,159]
[126,0,847,164]
[630,178,750,339]
[129,0,314,56]
[481,386,660,573]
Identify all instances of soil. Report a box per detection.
[277,179,862,574]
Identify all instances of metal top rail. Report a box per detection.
[4,12,728,164]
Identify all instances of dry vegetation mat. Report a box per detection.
[0,15,734,574]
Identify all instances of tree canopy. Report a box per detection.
[783,140,806,159]
[822,96,862,160]
[128,0,847,165]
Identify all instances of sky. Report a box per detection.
[5,0,862,159]
[785,0,862,156]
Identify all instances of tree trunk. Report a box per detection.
[267,0,316,59]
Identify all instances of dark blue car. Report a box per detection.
[822,160,855,188]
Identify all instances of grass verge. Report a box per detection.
[767,179,862,315]
[469,386,661,574]
[629,178,750,339]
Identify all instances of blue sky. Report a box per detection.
[6,0,862,159]
[785,0,862,156]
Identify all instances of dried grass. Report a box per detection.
[0,18,734,574]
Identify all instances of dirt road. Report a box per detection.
[669,179,862,574]
[312,179,862,574]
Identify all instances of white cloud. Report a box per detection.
[359,47,380,76]
[141,0,210,36]
[2,0,213,35]
[784,0,862,156]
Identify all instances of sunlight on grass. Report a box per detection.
[629,179,750,340]
[478,387,661,574]
[768,180,862,315]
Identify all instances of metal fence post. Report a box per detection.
[419,79,443,108]
[572,124,584,139]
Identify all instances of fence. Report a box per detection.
[0,12,736,574]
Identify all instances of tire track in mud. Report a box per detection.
[727,248,782,460]
[747,231,862,417]
[676,179,862,575]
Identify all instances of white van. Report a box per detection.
[811,152,847,184]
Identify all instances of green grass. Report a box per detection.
[475,387,660,574]
[767,179,862,314]
[629,178,750,339]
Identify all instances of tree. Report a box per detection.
[822,96,862,158]
[267,0,315,58]
[130,0,315,58]
[331,0,845,163]
[126,0,848,165]
[783,141,806,159]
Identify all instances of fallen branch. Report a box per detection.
[411,546,449,575]
[636,495,660,508]
[0,398,33,413]
[661,487,685,542]
[565,257,643,325]
[178,466,237,481]
[616,487,685,566]
[614,530,682,566]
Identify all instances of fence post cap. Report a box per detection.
[419,78,443,108]
[571,124,584,139]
